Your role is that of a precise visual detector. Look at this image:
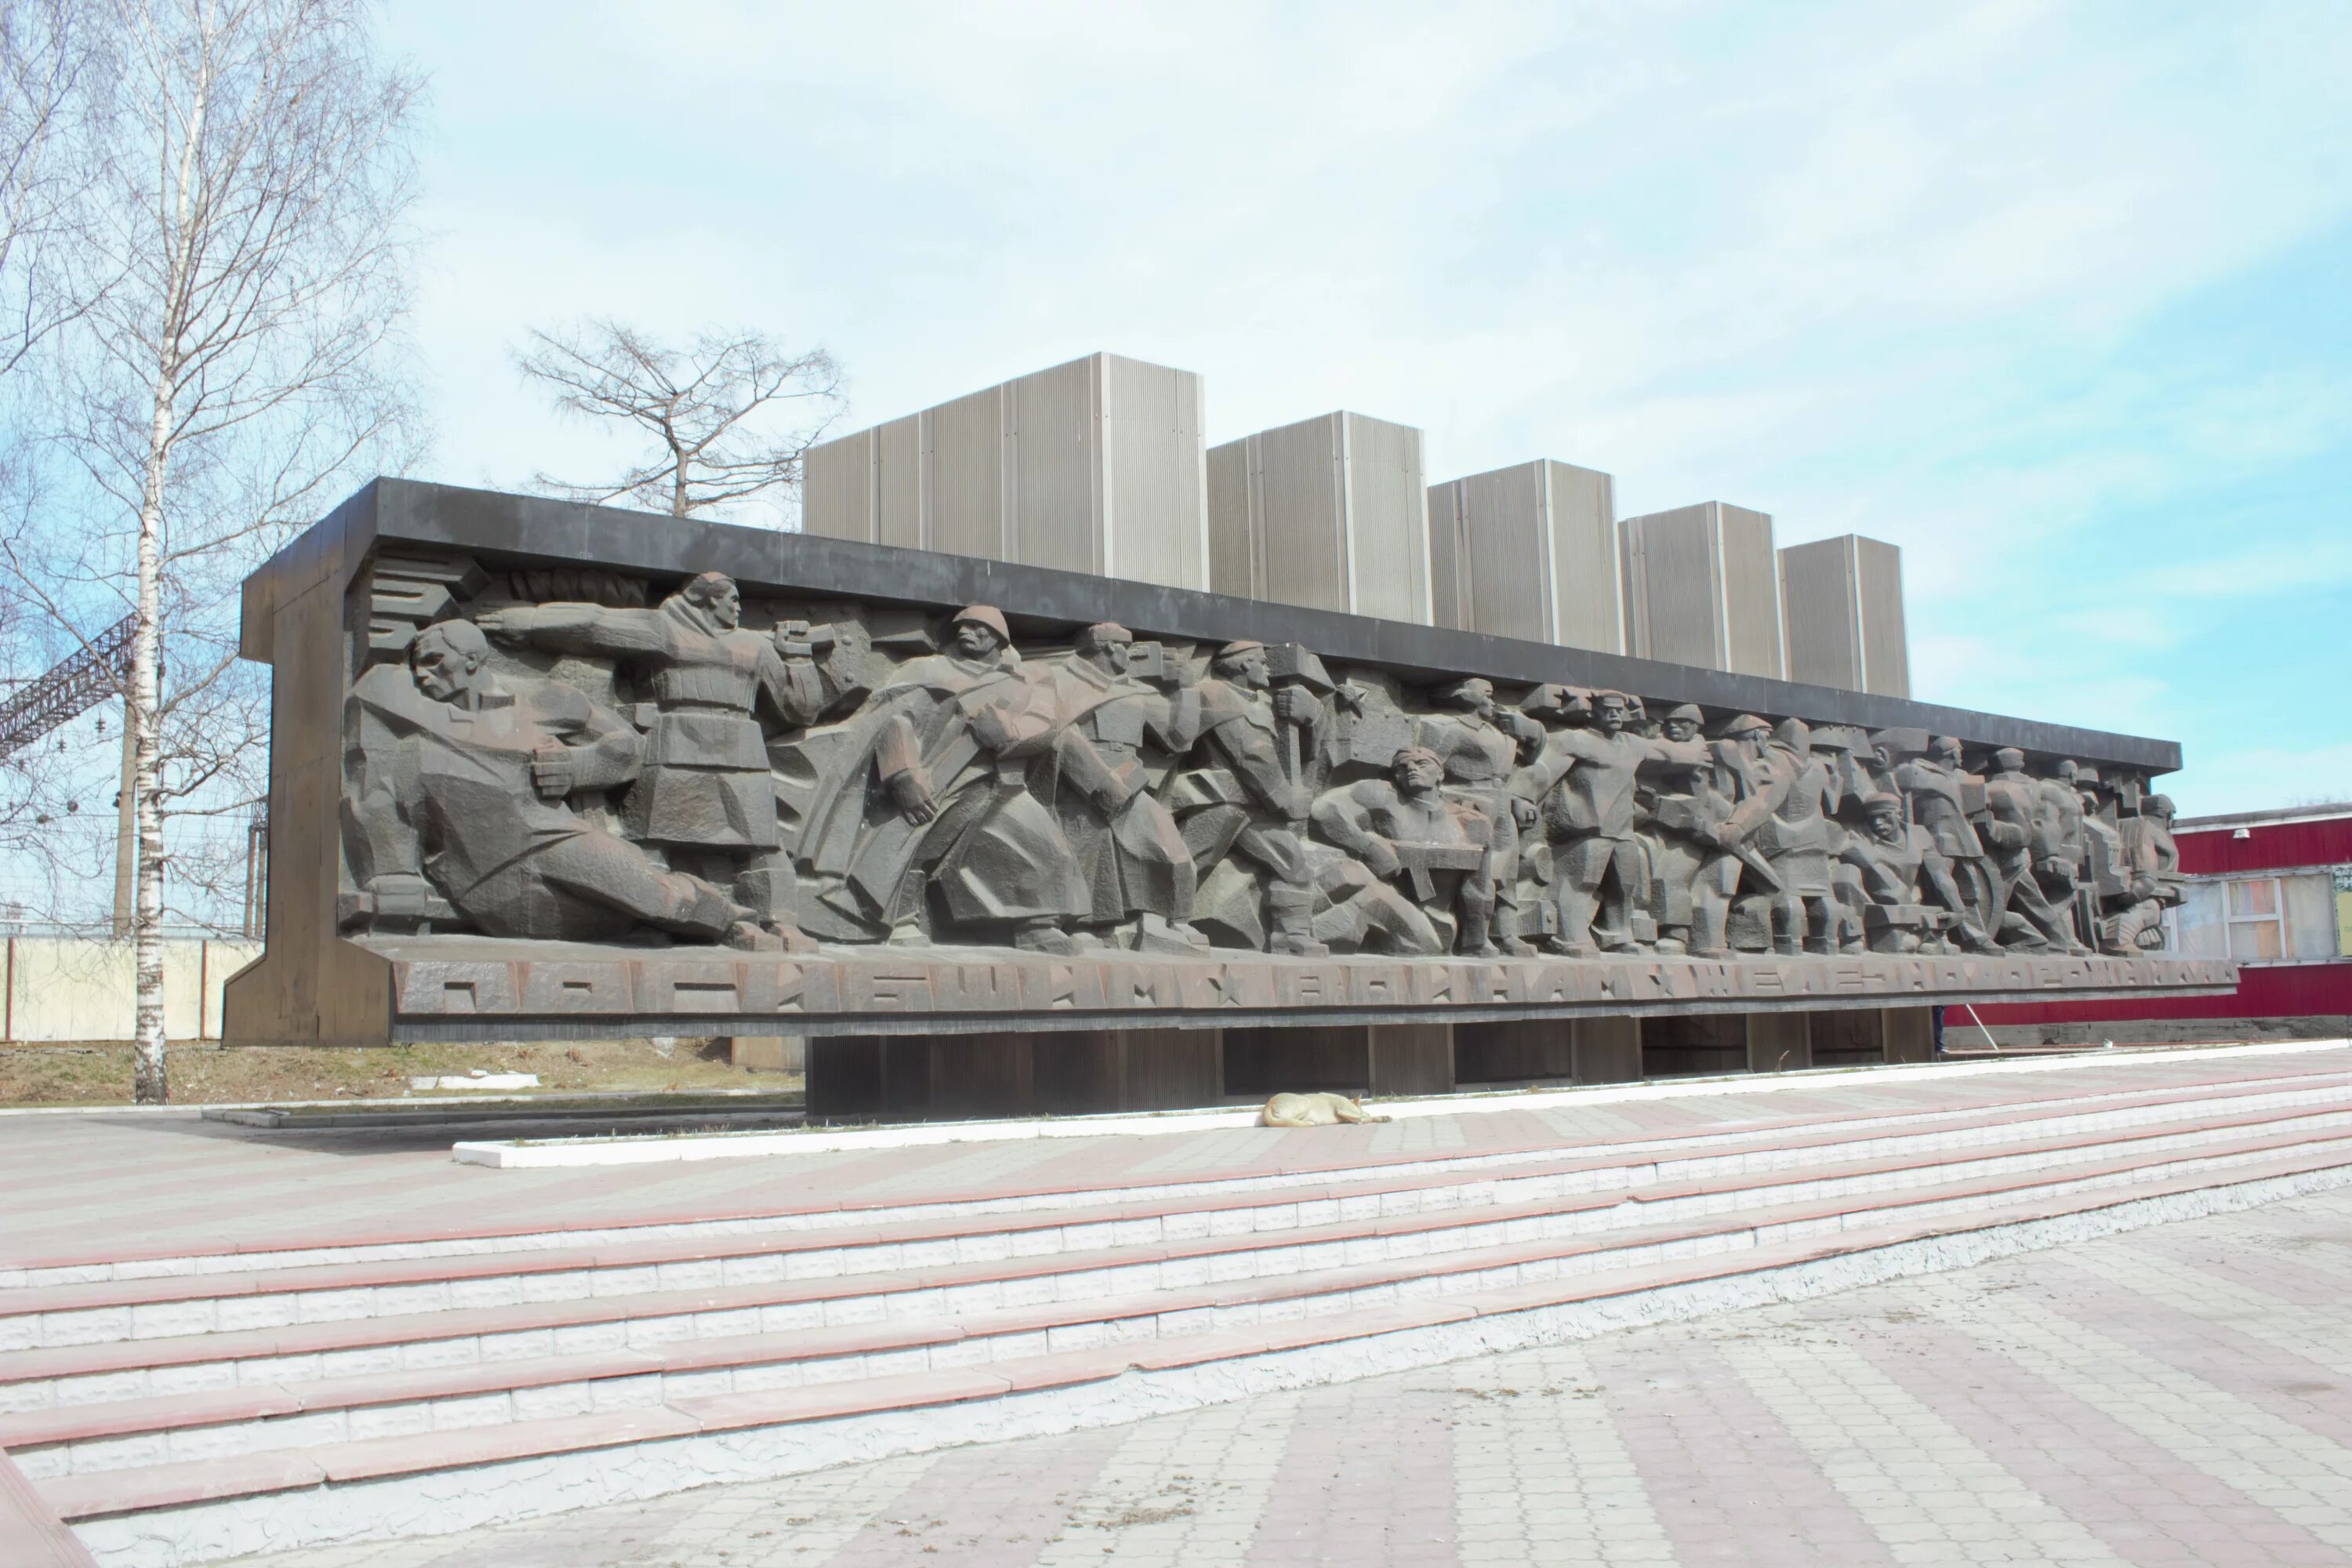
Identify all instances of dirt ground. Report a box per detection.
[0,1035,800,1107]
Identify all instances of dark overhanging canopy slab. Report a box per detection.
[245,478,2180,775]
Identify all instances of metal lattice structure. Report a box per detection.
[0,615,136,760]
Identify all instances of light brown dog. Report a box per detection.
[1259,1092,1391,1128]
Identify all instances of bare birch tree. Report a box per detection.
[0,1,110,880]
[517,319,843,522]
[0,0,93,376]
[24,0,423,1102]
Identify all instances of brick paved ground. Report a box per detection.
[216,1185,2352,1568]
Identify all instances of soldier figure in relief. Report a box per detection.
[1042,622,1207,953]
[1412,677,1541,955]
[1639,702,1747,958]
[793,604,1086,953]
[2034,758,2095,948]
[1896,735,1999,938]
[1308,746,1469,956]
[477,572,826,946]
[1977,747,2085,953]
[1750,717,1861,955]
[1169,640,1329,955]
[343,620,759,946]
[2105,792,2187,952]
[1519,690,1708,956]
[1837,793,1957,953]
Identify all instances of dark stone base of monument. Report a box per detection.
[799,1003,1947,1120]
[221,478,2237,1123]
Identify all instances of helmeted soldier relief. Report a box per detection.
[343,621,758,946]
[1890,735,1994,944]
[2105,792,2187,952]
[1978,746,2085,953]
[477,571,826,946]
[1041,622,1207,953]
[1749,717,1860,954]
[793,604,1087,953]
[1171,639,1327,955]
[2034,758,2094,947]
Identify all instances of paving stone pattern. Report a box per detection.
[217,1185,2352,1567]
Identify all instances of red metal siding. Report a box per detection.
[1971,960,2352,1027]
[2176,815,2352,877]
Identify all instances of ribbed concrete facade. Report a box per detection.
[1206,411,1433,624]
[1427,459,1624,652]
[1618,501,1784,680]
[800,353,1210,591]
[1779,533,1911,697]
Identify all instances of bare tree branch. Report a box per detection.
[516,318,844,524]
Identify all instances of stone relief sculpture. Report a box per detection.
[343,622,764,946]
[338,562,2188,964]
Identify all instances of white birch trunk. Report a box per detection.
[129,372,171,1102]
[129,11,204,1105]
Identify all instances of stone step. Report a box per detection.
[15,1060,2349,1293]
[5,1098,2347,1389]
[45,1140,2352,1567]
[9,1078,2350,1359]
[10,1119,2351,1481]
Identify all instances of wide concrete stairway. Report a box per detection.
[11,1053,2352,1566]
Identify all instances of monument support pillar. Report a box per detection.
[1573,1016,1643,1083]
[1748,1013,1812,1074]
[1884,1007,1936,1064]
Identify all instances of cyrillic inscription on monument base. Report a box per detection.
[375,937,2238,1038]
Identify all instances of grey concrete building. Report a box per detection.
[1779,533,1911,697]
[1207,411,1432,624]
[1427,459,1623,652]
[1618,500,1784,679]
[800,352,1210,591]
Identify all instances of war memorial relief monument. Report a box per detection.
[223,357,2231,1116]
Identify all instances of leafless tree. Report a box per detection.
[517,319,844,522]
[0,0,99,379]
[0,2,110,884]
[5,0,424,1102]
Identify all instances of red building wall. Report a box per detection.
[2173,815,2352,877]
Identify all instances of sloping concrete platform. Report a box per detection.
[5,1044,2350,1565]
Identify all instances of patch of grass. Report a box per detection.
[0,1036,800,1108]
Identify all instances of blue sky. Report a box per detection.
[380,1,2352,815]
